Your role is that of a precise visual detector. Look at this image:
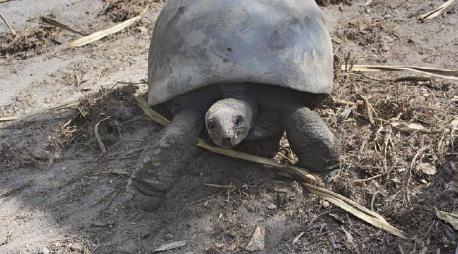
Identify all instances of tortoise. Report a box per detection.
[126,0,340,211]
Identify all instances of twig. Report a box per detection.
[370,192,379,211]
[0,12,16,35]
[94,171,130,176]
[204,183,236,189]
[41,16,88,36]
[419,0,456,21]
[94,117,111,154]
[0,100,79,123]
[352,170,391,182]
[0,182,31,198]
[68,7,148,48]
[342,64,458,80]
[405,146,429,201]
[359,95,375,125]
[292,232,305,244]
[331,97,362,106]
[0,116,18,122]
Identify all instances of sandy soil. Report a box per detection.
[0,0,457,253]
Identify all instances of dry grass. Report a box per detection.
[102,0,161,22]
[0,25,60,58]
[323,51,457,218]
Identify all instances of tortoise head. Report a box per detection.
[205,98,256,148]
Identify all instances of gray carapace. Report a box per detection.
[147,0,334,106]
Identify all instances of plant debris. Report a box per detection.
[343,65,458,80]
[69,7,148,48]
[0,25,60,58]
[102,0,157,22]
[419,0,456,21]
[436,209,458,230]
[245,225,266,252]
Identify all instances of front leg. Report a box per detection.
[283,106,340,172]
[126,109,203,211]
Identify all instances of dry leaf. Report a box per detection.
[153,241,186,253]
[41,16,87,36]
[304,183,408,239]
[390,121,429,133]
[436,210,458,230]
[246,225,265,252]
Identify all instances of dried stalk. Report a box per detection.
[0,12,16,35]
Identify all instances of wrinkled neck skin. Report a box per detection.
[205,93,257,148]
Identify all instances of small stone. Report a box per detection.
[418,162,436,175]
[267,204,277,210]
[397,168,407,173]
[215,243,224,248]
[137,26,148,33]
[143,156,151,163]
[70,243,84,252]
[320,200,331,208]
[159,141,171,148]
[42,247,50,254]
[290,181,303,194]
[450,118,458,130]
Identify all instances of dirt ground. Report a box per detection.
[0,0,457,253]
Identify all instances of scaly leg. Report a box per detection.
[283,105,340,172]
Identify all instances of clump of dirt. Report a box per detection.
[0,25,61,59]
[102,0,158,22]
[315,0,353,6]
[68,85,141,153]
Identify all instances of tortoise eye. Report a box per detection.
[235,115,243,127]
[207,119,216,129]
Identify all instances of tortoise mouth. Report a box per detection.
[207,130,245,148]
